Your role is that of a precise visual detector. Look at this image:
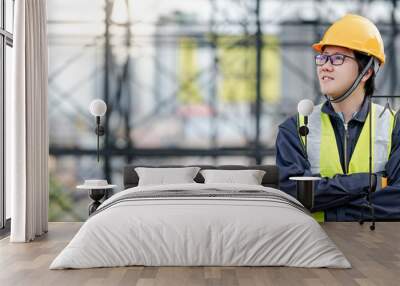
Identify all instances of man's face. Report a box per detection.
[316,46,359,99]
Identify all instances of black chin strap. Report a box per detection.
[325,57,375,103]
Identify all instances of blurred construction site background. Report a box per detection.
[46,0,400,221]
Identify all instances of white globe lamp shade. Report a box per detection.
[89,99,107,117]
[297,99,314,116]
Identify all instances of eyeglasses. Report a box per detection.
[315,54,356,66]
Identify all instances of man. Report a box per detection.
[276,14,400,221]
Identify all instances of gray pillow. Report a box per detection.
[135,167,201,186]
[200,169,266,185]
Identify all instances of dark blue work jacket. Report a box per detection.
[275,98,400,221]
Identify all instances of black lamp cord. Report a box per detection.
[298,115,309,160]
[96,116,100,162]
[304,116,308,160]
[368,96,375,230]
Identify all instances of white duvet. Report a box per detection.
[50,183,351,269]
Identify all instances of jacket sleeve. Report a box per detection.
[370,111,400,218]
[275,116,370,211]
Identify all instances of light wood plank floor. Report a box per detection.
[0,222,399,286]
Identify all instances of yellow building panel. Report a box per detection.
[178,37,203,104]
[218,35,281,103]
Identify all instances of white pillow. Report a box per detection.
[200,169,266,185]
[135,167,201,186]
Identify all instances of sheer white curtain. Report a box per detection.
[7,0,49,242]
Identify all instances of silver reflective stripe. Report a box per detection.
[373,104,391,172]
[306,104,323,174]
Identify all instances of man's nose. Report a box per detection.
[320,60,334,71]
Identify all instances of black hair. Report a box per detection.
[354,51,376,97]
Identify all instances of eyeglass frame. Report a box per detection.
[315,53,357,66]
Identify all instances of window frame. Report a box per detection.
[1,0,14,230]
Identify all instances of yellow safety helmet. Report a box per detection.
[312,14,385,65]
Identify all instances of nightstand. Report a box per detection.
[77,180,117,215]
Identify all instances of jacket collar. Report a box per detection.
[321,96,369,123]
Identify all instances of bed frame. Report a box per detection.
[123,165,279,189]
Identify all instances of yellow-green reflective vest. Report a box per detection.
[298,103,394,221]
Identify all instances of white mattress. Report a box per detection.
[50,183,351,269]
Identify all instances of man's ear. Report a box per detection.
[362,68,374,82]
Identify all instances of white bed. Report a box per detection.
[50,183,351,269]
